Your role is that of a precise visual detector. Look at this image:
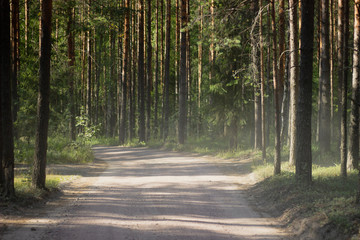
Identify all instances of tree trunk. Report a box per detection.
[0,0,15,197]
[146,0,152,141]
[154,0,159,138]
[252,0,261,150]
[289,0,299,166]
[197,2,203,138]
[318,0,331,154]
[259,0,266,161]
[33,0,53,190]
[138,0,146,142]
[86,1,92,126]
[163,0,171,140]
[67,3,76,141]
[349,0,360,171]
[120,0,130,144]
[295,0,314,185]
[271,0,281,175]
[11,0,19,130]
[278,0,286,145]
[25,0,29,53]
[178,0,188,144]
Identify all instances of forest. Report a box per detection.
[0,0,360,229]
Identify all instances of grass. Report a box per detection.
[12,135,94,200]
[250,161,360,237]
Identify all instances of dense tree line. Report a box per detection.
[1,0,360,200]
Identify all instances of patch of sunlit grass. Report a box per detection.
[14,173,77,199]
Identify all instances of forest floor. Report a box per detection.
[0,146,356,239]
[1,146,290,240]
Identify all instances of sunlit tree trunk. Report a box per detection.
[296,0,314,184]
[197,2,203,138]
[289,0,299,166]
[270,0,281,175]
[86,0,92,125]
[252,0,261,150]
[24,0,29,53]
[278,0,285,146]
[33,0,53,190]
[349,0,360,172]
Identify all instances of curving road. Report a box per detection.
[3,146,289,240]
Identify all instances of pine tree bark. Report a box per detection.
[252,0,261,150]
[0,0,15,197]
[178,0,188,144]
[120,0,130,144]
[289,0,299,166]
[163,0,171,140]
[67,2,76,141]
[271,0,281,175]
[154,0,160,138]
[33,0,53,190]
[349,0,360,171]
[197,2,203,138]
[259,0,266,161]
[295,0,314,184]
[138,0,146,142]
[146,0,152,141]
[11,0,19,129]
[318,0,331,154]
[86,0,92,125]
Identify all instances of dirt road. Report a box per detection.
[2,146,289,240]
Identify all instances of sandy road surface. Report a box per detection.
[2,146,289,240]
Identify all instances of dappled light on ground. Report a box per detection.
[2,147,288,240]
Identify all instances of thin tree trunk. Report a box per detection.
[163,0,171,140]
[289,0,299,166]
[138,0,146,142]
[146,0,152,141]
[33,0,53,190]
[271,0,281,175]
[67,3,76,141]
[278,0,286,146]
[154,0,159,138]
[209,0,215,103]
[252,0,261,150]
[295,0,314,185]
[259,0,266,161]
[178,0,188,144]
[197,3,203,138]
[120,0,130,144]
[25,0,28,53]
[318,0,331,154]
